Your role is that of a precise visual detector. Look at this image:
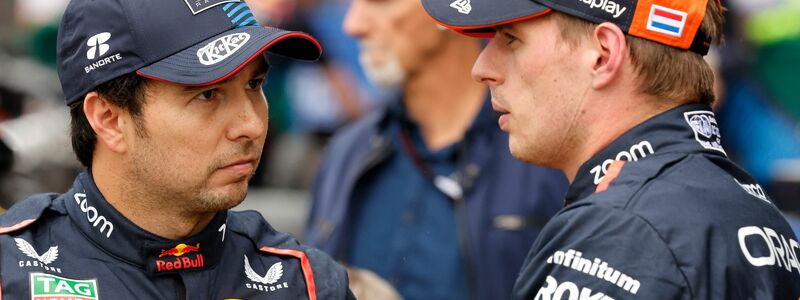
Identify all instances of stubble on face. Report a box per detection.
[498,18,591,170]
[127,133,260,214]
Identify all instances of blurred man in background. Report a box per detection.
[305,0,568,299]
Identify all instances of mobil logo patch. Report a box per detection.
[646,4,687,37]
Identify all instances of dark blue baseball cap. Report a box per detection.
[421,0,551,37]
[57,0,322,105]
[422,0,713,55]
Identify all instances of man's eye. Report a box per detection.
[194,89,218,101]
[247,78,265,90]
[503,32,519,45]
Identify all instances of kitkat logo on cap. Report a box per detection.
[197,32,251,65]
[646,4,687,37]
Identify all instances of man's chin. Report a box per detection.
[198,183,249,212]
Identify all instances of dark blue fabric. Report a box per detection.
[347,112,466,300]
[56,0,319,104]
[306,98,569,300]
[513,103,800,300]
[0,171,354,299]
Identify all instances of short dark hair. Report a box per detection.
[69,73,149,167]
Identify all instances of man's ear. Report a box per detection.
[83,92,128,153]
[590,22,628,89]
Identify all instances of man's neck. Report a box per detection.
[91,157,215,240]
[402,37,485,151]
[561,94,677,182]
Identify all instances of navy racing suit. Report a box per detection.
[0,171,354,299]
[513,103,800,299]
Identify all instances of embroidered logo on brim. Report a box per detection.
[197,32,251,65]
[684,110,726,155]
[30,273,98,300]
[450,0,472,14]
[184,0,240,15]
[646,4,687,37]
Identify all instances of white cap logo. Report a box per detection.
[197,33,251,66]
[450,0,472,14]
[86,32,111,60]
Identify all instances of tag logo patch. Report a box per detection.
[29,273,98,300]
[646,5,687,37]
[197,32,251,65]
[450,0,472,14]
[184,0,240,15]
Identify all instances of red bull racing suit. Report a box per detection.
[514,103,800,299]
[0,171,354,299]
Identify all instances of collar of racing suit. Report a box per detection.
[64,171,227,275]
[566,102,728,205]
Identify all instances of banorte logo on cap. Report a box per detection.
[86,32,111,60]
[197,32,251,66]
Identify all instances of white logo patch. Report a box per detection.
[546,249,640,295]
[684,110,726,155]
[577,0,627,18]
[244,255,290,293]
[450,0,472,14]
[16,238,59,265]
[15,238,62,273]
[197,33,251,65]
[735,179,769,203]
[86,32,111,60]
[74,193,114,238]
[184,0,240,15]
[535,276,615,300]
[590,141,655,185]
[738,226,800,275]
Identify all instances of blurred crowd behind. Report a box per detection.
[0,0,798,239]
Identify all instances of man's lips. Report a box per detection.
[491,100,509,114]
[219,157,258,173]
[492,101,510,131]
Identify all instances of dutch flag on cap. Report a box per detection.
[646,4,688,37]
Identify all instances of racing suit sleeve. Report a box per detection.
[512,204,691,300]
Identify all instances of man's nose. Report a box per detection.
[227,95,267,142]
[471,40,504,87]
[342,0,369,39]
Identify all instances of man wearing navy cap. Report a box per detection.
[0,0,354,299]
[423,0,800,298]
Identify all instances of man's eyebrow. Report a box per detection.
[252,60,270,77]
[180,60,271,93]
[495,24,517,35]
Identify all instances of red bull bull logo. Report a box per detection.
[159,243,200,258]
[156,243,204,272]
